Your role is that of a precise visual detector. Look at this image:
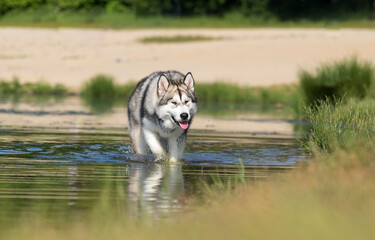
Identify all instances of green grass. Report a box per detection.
[1,8,375,29]
[138,35,221,44]
[305,99,375,153]
[81,74,136,99]
[0,77,69,96]
[196,82,297,105]
[299,56,375,107]
[80,75,297,109]
[80,74,136,113]
[0,75,296,114]
[2,55,375,118]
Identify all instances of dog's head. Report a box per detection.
[156,72,198,130]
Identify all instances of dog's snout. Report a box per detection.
[180,113,188,120]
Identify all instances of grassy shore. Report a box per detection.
[1,56,374,116]
[0,77,69,96]
[0,75,297,106]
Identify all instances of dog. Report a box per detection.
[127,71,198,162]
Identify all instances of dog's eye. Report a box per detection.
[184,100,189,104]
[171,101,178,105]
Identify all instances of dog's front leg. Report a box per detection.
[168,134,186,162]
[142,128,166,160]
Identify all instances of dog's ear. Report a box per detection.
[158,74,169,95]
[184,72,195,91]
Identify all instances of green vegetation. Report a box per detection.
[299,57,375,155]
[305,99,375,152]
[0,0,373,20]
[299,57,375,107]
[0,77,69,96]
[80,74,136,113]
[1,11,375,29]
[139,35,220,44]
[79,75,297,108]
[0,1,374,29]
[197,82,296,104]
[81,74,136,99]
[0,74,297,109]
[1,55,374,117]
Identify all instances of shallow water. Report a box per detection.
[0,97,305,222]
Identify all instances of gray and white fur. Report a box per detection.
[127,71,198,162]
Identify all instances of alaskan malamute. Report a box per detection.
[128,71,198,162]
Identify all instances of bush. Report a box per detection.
[105,0,129,14]
[81,74,116,99]
[81,74,137,100]
[299,57,375,107]
[0,77,24,94]
[29,81,53,95]
[53,83,69,95]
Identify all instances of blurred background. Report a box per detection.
[0,0,374,22]
[1,0,375,91]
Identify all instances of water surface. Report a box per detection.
[0,97,305,222]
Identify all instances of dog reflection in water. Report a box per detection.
[127,163,185,217]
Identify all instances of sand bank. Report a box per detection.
[1,28,375,90]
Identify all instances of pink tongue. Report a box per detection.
[179,122,189,130]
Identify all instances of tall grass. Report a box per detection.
[81,74,136,99]
[196,82,296,105]
[299,57,375,107]
[305,99,375,153]
[80,74,135,113]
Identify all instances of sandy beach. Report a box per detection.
[1,27,375,90]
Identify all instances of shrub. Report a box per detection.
[0,77,25,95]
[81,74,116,99]
[105,1,129,14]
[53,83,69,95]
[299,57,375,107]
[30,81,53,95]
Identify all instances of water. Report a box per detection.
[0,97,305,222]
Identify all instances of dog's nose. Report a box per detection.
[180,113,188,121]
